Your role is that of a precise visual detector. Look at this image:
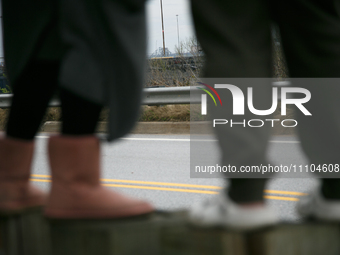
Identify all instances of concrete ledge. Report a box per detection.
[0,209,51,255]
[248,223,340,255]
[40,121,193,134]
[131,122,190,134]
[40,121,296,135]
[1,210,340,255]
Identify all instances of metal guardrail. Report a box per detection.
[144,86,193,105]
[0,94,11,108]
[0,81,290,108]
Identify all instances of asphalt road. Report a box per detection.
[31,134,319,222]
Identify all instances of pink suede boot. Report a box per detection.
[44,136,154,219]
[0,137,47,213]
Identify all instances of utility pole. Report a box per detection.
[160,0,166,56]
[176,14,179,46]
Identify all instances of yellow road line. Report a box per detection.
[264,196,299,202]
[264,189,307,196]
[102,183,218,194]
[31,175,307,196]
[101,179,221,189]
[30,179,218,194]
[32,174,220,189]
[30,178,299,201]
[30,179,51,183]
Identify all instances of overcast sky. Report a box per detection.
[146,0,195,55]
[0,0,195,58]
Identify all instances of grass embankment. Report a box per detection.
[0,103,294,131]
[0,105,194,130]
[0,109,8,130]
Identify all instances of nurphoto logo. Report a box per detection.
[199,83,312,128]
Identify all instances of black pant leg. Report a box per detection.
[60,88,103,136]
[6,60,60,140]
[273,0,340,197]
[190,0,274,202]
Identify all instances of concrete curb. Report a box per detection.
[41,121,296,135]
[40,121,191,134]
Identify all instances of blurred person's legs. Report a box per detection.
[0,60,57,212]
[0,0,65,213]
[0,59,104,212]
[1,0,153,217]
[189,0,278,230]
[42,0,153,218]
[272,0,340,219]
[1,58,153,217]
[294,85,340,220]
[191,0,273,203]
[45,89,153,219]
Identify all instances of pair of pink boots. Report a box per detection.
[0,135,153,218]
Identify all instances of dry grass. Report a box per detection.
[140,105,191,122]
[0,103,294,131]
[42,107,61,122]
[0,108,8,130]
[273,37,288,79]
[0,105,193,131]
[145,57,202,88]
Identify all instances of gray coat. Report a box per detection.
[2,0,147,141]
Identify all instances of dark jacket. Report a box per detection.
[2,0,147,141]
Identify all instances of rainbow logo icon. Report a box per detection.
[197,82,222,115]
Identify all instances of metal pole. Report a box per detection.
[176,14,179,46]
[160,0,166,56]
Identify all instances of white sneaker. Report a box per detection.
[189,192,278,231]
[297,186,340,221]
